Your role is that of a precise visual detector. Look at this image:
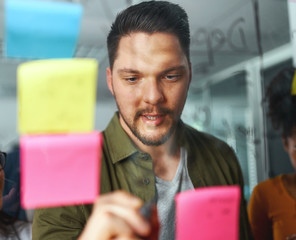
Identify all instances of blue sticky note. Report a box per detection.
[4,0,83,59]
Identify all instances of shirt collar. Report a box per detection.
[104,112,189,164]
[103,112,138,164]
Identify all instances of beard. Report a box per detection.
[117,105,178,146]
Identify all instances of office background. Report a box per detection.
[0,0,295,201]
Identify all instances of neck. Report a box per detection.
[139,132,179,157]
[119,115,182,180]
[140,134,181,181]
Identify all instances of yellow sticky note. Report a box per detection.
[291,71,296,96]
[18,59,98,134]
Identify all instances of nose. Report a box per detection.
[142,78,164,105]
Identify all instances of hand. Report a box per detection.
[79,191,159,240]
[287,234,296,240]
[2,187,19,212]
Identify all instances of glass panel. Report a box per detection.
[0,0,294,216]
[182,71,257,200]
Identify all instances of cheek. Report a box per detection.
[170,88,188,108]
[289,152,296,168]
[114,85,141,106]
[116,91,137,106]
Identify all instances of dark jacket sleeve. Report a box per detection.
[183,124,252,240]
[225,146,253,240]
[204,134,252,240]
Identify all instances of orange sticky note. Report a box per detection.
[20,131,102,209]
[175,186,240,240]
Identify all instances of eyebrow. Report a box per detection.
[162,66,186,74]
[117,69,140,75]
[117,65,186,75]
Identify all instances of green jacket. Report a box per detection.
[32,112,251,239]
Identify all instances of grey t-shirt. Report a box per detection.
[155,147,194,240]
[6,221,32,240]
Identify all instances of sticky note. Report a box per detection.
[175,186,241,240]
[20,132,102,209]
[291,71,296,95]
[17,59,98,134]
[4,0,83,59]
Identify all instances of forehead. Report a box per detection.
[113,32,188,70]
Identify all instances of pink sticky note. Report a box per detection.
[20,131,102,209]
[175,186,241,240]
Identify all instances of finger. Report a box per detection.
[113,237,142,240]
[94,202,150,236]
[80,211,137,240]
[97,191,143,209]
[99,211,139,239]
[92,191,150,236]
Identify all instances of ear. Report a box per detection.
[282,136,289,152]
[189,62,192,86]
[106,67,114,95]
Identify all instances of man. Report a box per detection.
[33,1,251,239]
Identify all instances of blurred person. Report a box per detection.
[0,151,32,240]
[248,67,296,240]
[2,145,28,222]
[33,1,251,239]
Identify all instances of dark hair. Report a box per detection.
[265,67,296,139]
[0,150,20,239]
[107,0,190,70]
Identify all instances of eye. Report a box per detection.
[164,74,181,81]
[124,76,138,83]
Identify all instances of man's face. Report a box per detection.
[107,32,191,146]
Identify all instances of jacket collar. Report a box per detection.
[104,112,138,164]
[104,112,192,165]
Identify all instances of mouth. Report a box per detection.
[141,113,166,126]
[135,107,173,126]
[144,115,161,120]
